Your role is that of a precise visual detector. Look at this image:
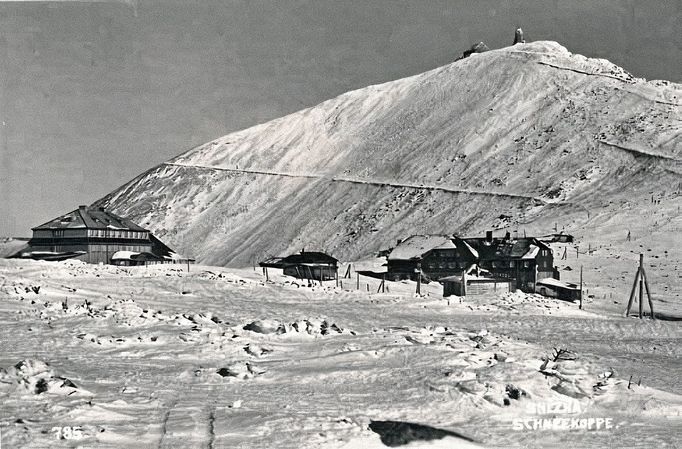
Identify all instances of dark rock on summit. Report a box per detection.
[460,42,490,59]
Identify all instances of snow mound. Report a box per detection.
[216,362,265,380]
[243,318,350,336]
[0,360,84,396]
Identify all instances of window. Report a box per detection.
[491,261,497,268]
[523,261,530,268]
[509,261,515,268]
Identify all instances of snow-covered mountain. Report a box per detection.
[94,41,681,266]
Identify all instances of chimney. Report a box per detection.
[396,239,403,246]
[79,205,87,210]
[485,231,493,242]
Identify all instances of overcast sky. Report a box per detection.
[0,0,680,236]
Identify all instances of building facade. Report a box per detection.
[387,231,559,292]
[260,251,338,281]
[26,205,171,265]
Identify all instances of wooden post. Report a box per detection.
[461,269,467,297]
[335,268,339,287]
[416,263,421,295]
[311,266,321,286]
[356,272,359,290]
[265,267,269,282]
[624,269,640,317]
[638,254,644,319]
[642,268,655,320]
[579,266,583,310]
[187,258,190,273]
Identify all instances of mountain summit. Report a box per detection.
[95,41,681,266]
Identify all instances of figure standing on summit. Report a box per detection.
[514,28,525,44]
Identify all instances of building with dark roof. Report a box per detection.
[260,250,338,281]
[387,231,559,292]
[386,235,474,282]
[25,205,178,265]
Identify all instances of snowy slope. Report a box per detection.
[94,41,681,267]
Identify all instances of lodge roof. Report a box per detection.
[33,205,147,232]
[387,235,454,260]
[464,237,550,260]
[281,251,338,265]
[388,233,551,261]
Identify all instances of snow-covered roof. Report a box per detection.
[388,235,454,260]
[460,240,479,259]
[521,246,540,259]
[440,264,505,282]
[33,205,147,231]
[536,278,579,289]
[111,251,141,260]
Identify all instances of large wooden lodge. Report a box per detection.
[24,205,179,265]
[387,231,559,293]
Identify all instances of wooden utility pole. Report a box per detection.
[579,266,583,310]
[624,254,655,319]
[416,263,422,295]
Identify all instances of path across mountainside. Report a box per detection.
[164,161,548,204]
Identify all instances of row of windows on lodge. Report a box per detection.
[424,260,548,270]
[430,249,551,259]
[52,244,150,253]
[48,229,149,239]
[87,230,148,239]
